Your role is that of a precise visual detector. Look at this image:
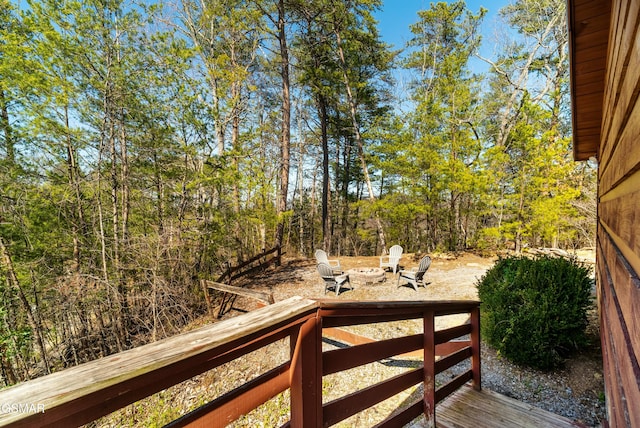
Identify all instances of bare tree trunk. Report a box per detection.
[0,350,18,386]
[274,0,291,262]
[119,123,130,249]
[98,42,125,350]
[153,150,164,233]
[0,238,50,375]
[310,158,318,254]
[479,9,563,149]
[111,9,128,345]
[333,28,387,253]
[515,170,527,254]
[96,118,110,283]
[296,124,305,255]
[64,106,86,272]
[109,119,128,347]
[318,95,331,252]
[340,133,352,256]
[0,86,14,164]
[118,116,131,345]
[231,82,244,260]
[1,282,21,385]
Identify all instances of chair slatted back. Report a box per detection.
[415,255,432,281]
[317,262,335,281]
[315,249,329,264]
[389,245,403,258]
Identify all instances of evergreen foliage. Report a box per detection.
[0,0,597,383]
[477,255,593,369]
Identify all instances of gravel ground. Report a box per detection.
[479,345,605,427]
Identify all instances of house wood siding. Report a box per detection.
[576,0,640,425]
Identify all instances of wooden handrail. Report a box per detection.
[0,297,317,428]
[0,298,481,428]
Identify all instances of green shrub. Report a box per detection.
[477,255,593,369]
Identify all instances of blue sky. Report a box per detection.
[374,0,511,73]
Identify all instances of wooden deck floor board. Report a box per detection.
[436,386,586,428]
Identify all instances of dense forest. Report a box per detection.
[0,0,595,384]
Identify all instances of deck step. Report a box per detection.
[436,386,586,428]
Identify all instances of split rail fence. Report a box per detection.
[203,246,281,318]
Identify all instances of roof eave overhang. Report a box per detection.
[567,0,611,161]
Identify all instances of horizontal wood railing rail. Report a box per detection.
[315,300,480,427]
[0,298,480,428]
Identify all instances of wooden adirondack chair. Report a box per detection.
[315,249,341,273]
[380,245,403,274]
[317,262,350,295]
[397,255,431,291]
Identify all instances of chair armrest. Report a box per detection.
[398,270,417,279]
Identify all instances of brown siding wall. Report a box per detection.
[597,0,640,425]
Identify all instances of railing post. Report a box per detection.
[470,305,481,391]
[423,309,436,427]
[290,314,322,427]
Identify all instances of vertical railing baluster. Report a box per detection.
[423,309,436,427]
[290,313,322,427]
[470,306,481,390]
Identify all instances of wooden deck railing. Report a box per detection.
[0,297,480,428]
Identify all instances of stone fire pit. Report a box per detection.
[346,267,386,285]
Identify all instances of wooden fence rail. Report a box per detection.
[205,246,281,317]
[0,297,480,428]
[215,246,282,284]
[202,280,275,318]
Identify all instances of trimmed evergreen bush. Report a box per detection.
[477,255,593,369]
